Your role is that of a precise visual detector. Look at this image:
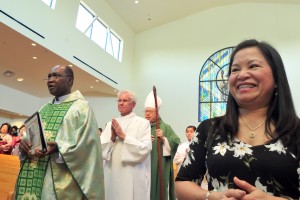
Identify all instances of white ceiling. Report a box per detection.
[0,22,118,98]
[2,0,300,98]
[104,0,300,33]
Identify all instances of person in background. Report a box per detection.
[144,91,180,200]
[10,125,18,137]
[101,90,152,200]
[11,124,25,147]
[175,39,300,200]
[173,125,196,172]
[11,124,25,156]
[16,65,104,200]
[0,122,12,154]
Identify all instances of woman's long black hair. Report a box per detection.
[209,39,300,160]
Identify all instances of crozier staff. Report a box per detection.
[144,90,180,200]
[153,86,164,200]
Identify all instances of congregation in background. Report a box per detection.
[1,39,299,200]
[0,123,24,155]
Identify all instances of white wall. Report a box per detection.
[39,95,119,130]
[134,3,300,140]
[0,0,136,128]
[1,2,300,141]
[0,0,136,90]
[0,91,118,129]
[85,96,119,129]
[0,116,26,128]
[0,84,40,127]
[0,84,41,116]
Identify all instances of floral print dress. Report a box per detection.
[175,119,300,199]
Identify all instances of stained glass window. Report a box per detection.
[198,47,234,122]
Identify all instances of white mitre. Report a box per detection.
[144,91,162,109]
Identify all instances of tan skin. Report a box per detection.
[231,47,276,147]
[19,126,25,137]
[19,65,73,158]
[110,92,135,142]
[186,127,195,142]
[144,107,165,143]
[0,124,12,151]
[176,47,286,200]
[0,124,9,135]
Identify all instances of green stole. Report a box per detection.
[15,101,74,200]
[150,119,179,200]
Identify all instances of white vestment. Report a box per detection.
[101,112,152,200]
[173,141,191,171]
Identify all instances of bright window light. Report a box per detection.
[75,3,123,61]
[41,0,56,9]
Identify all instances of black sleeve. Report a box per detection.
[175,119,213,184]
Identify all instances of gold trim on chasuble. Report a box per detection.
[15,101,74,200]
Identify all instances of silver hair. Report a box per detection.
[117,90,137,103]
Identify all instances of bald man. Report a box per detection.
[16,65,104,200]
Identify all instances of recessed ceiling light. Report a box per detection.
[3,70,15,77]
[31,43,36,46]
[69,64,73,67]
[17,78,24,82]
[33,56,37,59]
[134,0,139,4]
[90,86,94,89]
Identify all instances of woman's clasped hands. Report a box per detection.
[219,177,281,200]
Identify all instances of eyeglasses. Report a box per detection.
[44,73,71,81]
[144,109,155,114]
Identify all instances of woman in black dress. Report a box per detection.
[175,39,300,200]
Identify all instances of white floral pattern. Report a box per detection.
[254,177,273,195]
[265,140,286,154]
[182,149,194,167]
[182,132,200,167]
[212,140,253,159]
[211,177,229,192]
[213,142,230,156]
[177,120,299,199]
[190,132,199,145]
[232,141,253,159]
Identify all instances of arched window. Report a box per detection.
[198,47,234,122]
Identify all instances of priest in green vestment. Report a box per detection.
[15,65,104,200]
[144,91,180,200]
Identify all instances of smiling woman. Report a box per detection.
[229,46,276,109]
[175,39,300,200]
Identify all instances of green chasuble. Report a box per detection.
[150,118,180,200]
[15,90,104,200]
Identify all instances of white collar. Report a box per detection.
[53,94,69,104]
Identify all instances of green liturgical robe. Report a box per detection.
[15,90,104,200]
[150,118,180,200]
